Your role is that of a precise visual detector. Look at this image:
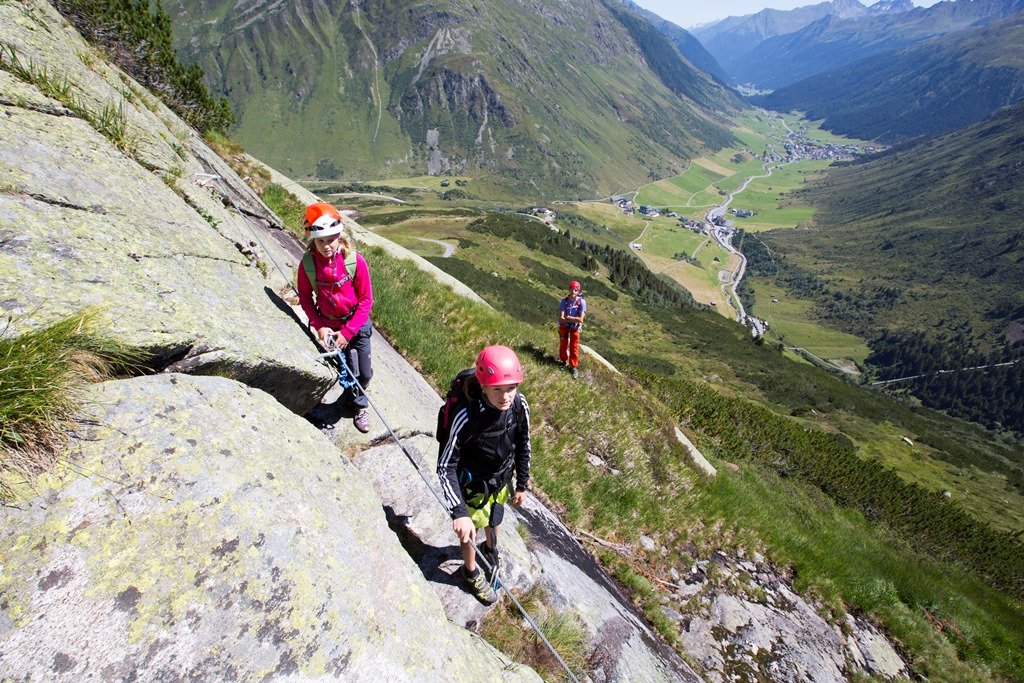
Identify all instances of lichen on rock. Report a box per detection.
[0,374,540,681]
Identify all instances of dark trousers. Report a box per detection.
[342,321,373,409]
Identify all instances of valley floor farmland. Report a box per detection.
[560,111,869,326]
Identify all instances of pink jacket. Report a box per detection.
[297,249,374,342]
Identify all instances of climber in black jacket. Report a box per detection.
[437,345,531,604]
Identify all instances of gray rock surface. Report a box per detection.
[353,434,541,630]
[0,0,333,413]
[0,374,539,682]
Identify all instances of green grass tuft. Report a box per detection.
[0,42,138,154]
[261,183,307,241]
[0,309,142,499]
[480,585,590,682]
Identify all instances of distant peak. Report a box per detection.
[831,0,868,17]
[867,0,915,15]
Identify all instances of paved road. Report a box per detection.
[330,191,406,204]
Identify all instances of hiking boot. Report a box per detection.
[477,542,500,584]
[461,566,497,605]
[570,367,578,379]
[353,409,371,433]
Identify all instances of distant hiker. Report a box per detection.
[297,202,375,433]
[437,345,531,604]
[559,279,586,378]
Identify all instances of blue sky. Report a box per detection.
[631,0,942,30]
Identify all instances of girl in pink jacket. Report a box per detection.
[297,202,375,432]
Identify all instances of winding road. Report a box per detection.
[705,168,772,337]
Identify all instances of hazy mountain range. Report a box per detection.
[754,13,1024,141]
[691,0,912,79]
[693,0,1024,88]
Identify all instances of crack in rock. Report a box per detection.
[126,251,247,266]
[28,192,107,214]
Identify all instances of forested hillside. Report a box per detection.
[756,14,1024,142]
[748,102,1024,432]
[162,0,737,196]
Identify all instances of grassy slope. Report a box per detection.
[358,227,1024,680]
[372,206,1024,525]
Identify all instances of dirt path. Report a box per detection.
[415,237,455,257]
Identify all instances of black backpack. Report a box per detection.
[436,368,478,446]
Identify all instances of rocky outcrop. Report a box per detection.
[668,551,908,681]
[354,434,543,629]
[517,496,703,682]
[0,374,539,681]
[0,0,333,414]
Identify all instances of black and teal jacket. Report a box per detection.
[437,393,531,520]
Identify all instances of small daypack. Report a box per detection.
[435,368,526,448]
[301,249,359,295]
[436,368,478,446]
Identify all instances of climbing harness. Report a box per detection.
[209,175,581,683]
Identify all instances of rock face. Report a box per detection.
[354,434,542,630]
[0,374,539,682]
[0,0,333,414]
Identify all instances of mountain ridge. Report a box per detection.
[165,0,739,196]
[616,0,732,84]
[691,0,912,77]
[724,0,1024,88]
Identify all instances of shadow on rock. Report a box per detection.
[305,395,357,429]
[383,505,464,590]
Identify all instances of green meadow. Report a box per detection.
[749,281,871,364]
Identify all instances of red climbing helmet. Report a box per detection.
[569,279,581,292]
[475,345,524,386]
[303,202,344,239]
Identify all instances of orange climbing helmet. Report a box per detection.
[303,202,344,239]
[475,345,524,386]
